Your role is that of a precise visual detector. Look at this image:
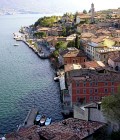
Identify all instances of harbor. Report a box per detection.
[13,32,50,59]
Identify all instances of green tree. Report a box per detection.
[83,9,87,14]
[33,32,46,38]
[75,35,79,49]
[34,16,58,27]
[67,41,75,48]
[106,14,112,19]
[62,26,66,36]
[102,91,120,123]
[55,41,67,51]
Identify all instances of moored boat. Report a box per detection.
[14,44,19,46]
[35,114,42,122]
[54,77,59,82]
[45,118,52,126]
[40,115,46,126]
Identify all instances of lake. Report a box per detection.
[0,14,63,135]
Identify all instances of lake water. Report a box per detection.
[0,14,63,135]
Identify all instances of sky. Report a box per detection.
[55,0,120,13]
[0,0,120,14]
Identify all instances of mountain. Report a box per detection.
[0,0,75,14]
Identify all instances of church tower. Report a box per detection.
[91,3,95,23]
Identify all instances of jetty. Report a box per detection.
[24,108,38,128]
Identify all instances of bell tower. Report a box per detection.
[91,3,95,23]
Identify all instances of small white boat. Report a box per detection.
[40,115,46,126]
[54,77,59,81]
[45,118,52,126]
[14,44,19,46]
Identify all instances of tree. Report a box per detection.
[88,9,91,13]
[55,41,67,51]
[62,26,66,37]
[67,41,75,48]
[83,9,87,14]
[102,91,120,123]
[75,35,79,49]
[106,14,112,19]
[33,32,46,38]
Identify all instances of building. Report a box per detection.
[76,14,91,24]
[91,3,95,23]
[108,52,120,71]
[74,102,106,123]
[58,48,87,66]
[74,102,120,132]
[66,68,120,106]
[39,118,105,140]
[5,118,105,140]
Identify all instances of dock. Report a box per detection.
[24,108,38,128]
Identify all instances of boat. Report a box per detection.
[14,44,19,46]
[45,118,52,126]
[35,114,42,123]
[54,77,59,82]
[38,52,45,57]
[40,115,46,126]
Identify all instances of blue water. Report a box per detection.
[0,14,63,135]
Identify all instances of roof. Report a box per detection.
[81,33,95,38]
[110,55,120,62]
[71,70,120,82]
[59,47,78,56]
[5,118,105,140]
[6,125,40,140]
[63,50,86,58]
[38,27,50,31]
[38,118,105,140]
[84,61,105,69]
[65,64,82,72]
[91,36,105,44]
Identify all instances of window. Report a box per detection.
[104,88,108,93]
[89,96,93,101]
[95,82,98,86]
[111,88,114,93]
[111,82,114,85]
[104,82,108,86]
[95,89,98,93]
[84,59,86,62]
[94,96,99,100]
[90,82,92,86]
[76,60,78,63]
[76,97,81,102]
[83,89,86,94]
[89,89,93,94]
[76,81,80,87]
[73,60,75,63]
[76,90,80,94]
[83,82,86,87]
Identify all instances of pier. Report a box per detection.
[24,108,38,128]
